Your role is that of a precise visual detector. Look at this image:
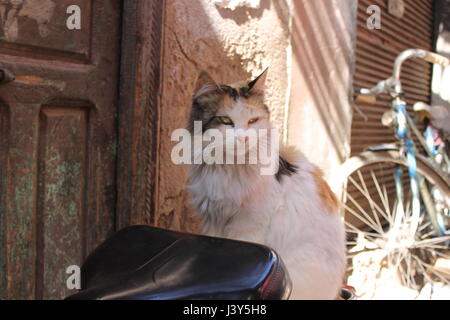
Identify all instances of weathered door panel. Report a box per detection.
[0,0,92,62]
[0,0,121,299]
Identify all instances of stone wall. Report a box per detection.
[156,0,291,232]
[155,0,357,232]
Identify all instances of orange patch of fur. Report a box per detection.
[312,167,340,214]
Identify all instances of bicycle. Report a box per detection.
[335,49,450,295]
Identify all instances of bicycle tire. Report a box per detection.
[338,150,449,233]
[336,150,450,293]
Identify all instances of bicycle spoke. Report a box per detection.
[346,252,360,259]
[349,174,387,220]
[406,253,417,289]
[395,251,410,287]
[418,221,432,233]
[418,245,450,251]
[413,236,450,247]
[344,222,384,239]
[358,170,384,231]
[414,256,435,285]
[422,247,450,260]
[348,175,391,231]
[420,229,439,240]
[344,193,383,234]
[413,256,450,285]
[369,169,391,226]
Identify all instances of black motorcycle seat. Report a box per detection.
[66,225,292,300]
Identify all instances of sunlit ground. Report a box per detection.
[348,248,450,300]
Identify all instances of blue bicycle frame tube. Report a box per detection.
[394,101,421,235]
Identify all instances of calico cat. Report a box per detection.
[186,69,346,299]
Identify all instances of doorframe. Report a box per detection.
[116,0,165,229]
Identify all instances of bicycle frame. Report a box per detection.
[357,49,450,240]
[391,96,423,240]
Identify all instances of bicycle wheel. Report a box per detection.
[336,150,450,294]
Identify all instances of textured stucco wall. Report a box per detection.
[156,0,292,232]
[287,0,357,186]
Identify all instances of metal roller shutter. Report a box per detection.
[352,0,434,156]
[346,0,435,230]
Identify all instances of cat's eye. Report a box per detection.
[248,117,259,125]
[217,116,234,126]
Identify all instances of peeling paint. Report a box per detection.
[15,75,66,91]
[0,0,55,41]
[18,0,55,38]
[213,0,261,10]
[0,0,21,40]
[0,0,120,299]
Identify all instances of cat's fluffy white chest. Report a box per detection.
[187,164,280,239]
[187,159,346,300]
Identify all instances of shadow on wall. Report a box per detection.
[159,0,283,232]
[290,0,355,165]
[215,0,271,25]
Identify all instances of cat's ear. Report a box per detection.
[247,68,268,94]
[194,71,220,97]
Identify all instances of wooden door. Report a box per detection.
[0,0,121,299]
